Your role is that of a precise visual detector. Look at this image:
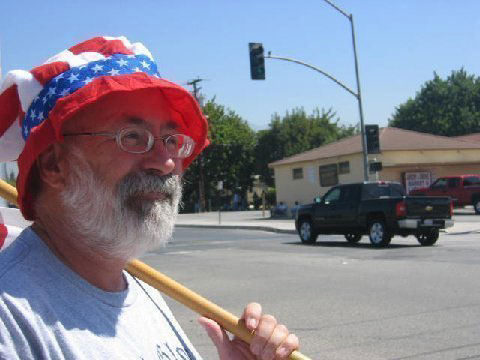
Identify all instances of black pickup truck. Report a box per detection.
[295,182,453,247]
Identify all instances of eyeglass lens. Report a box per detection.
[119,128,194,158]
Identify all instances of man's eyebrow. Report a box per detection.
[124,117,178,130]
[125,117,144,126]
[164,121,178,130]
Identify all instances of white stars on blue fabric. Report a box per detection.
[22,54,160,140]
[68,74,79,83]
[92,64,103,73]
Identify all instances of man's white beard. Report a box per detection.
[59,149,182,260]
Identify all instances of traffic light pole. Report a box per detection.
[323,0,369,181]
[258,1,370,181]
[265,54,357,97]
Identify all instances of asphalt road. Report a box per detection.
[139,218,480,360]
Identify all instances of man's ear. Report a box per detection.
[36,143,69,189]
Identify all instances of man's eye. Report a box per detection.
[122,130,143,142]
[166,136,179,147]
[125,132,140,140]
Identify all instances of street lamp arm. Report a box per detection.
[323,0,350,19]
[265,53,358,98]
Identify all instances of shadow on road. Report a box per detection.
[283,240,420,249]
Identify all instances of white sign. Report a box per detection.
[405,172,431,194]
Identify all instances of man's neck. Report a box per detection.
[32,222,129,292]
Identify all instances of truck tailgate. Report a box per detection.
[405,196,451,218]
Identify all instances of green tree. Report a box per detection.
[182,98,256,212]
[255,107,356,186]
[389,69,480,136]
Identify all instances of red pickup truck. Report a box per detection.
[410,175,480,214]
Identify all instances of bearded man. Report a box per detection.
[0,37,299,360]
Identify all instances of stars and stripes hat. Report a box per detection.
[0,36,209,220]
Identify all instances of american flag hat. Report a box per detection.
[0,36,209,220]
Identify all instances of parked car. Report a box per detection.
[295,181,453,247]
[410,175,480,214]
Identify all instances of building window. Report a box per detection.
[319,164,338,187]
[292,168,303,180]
[338,161,350,175]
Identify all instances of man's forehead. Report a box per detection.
[64,106,179,133]
[63,91,180,133]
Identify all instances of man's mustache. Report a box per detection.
[118,172,182,199]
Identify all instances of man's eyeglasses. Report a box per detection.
[63,128,195,159]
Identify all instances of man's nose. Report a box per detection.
[142,139,177,174]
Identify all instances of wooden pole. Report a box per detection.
[0,179,310,360]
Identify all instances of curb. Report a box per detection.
[175,224,297,235]
[444,229,480,235]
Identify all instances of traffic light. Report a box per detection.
[249,43,265,80]
[365,124,380,154]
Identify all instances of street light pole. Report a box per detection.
[323,0,369,181]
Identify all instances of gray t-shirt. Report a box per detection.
[0,227,202,360]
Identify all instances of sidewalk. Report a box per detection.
[176,210,480,235]
[176,210,296,234]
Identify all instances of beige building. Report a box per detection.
[269,127,480,209]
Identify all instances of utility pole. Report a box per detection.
[187,77,207,212]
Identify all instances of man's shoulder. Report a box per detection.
[0,234,29,277]
[0,228,42,287]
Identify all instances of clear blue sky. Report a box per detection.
[1,0,479,133]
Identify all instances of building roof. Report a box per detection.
[269,127,480,167]
[455,133,480,143]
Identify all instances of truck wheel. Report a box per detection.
[416,229,439,246]
[298,219,318,244]
[474,198,480,215]
[368,220,392,247]
[345,233,362,243]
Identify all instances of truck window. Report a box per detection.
[390,184,406,197]
[361,184,390,200]
[463,176,480,186]
[448,178,460,188]
[324,188,341,204]
[431,178,448,188]
[340,186,359,203]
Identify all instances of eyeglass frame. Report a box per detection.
[62,127,196,159]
